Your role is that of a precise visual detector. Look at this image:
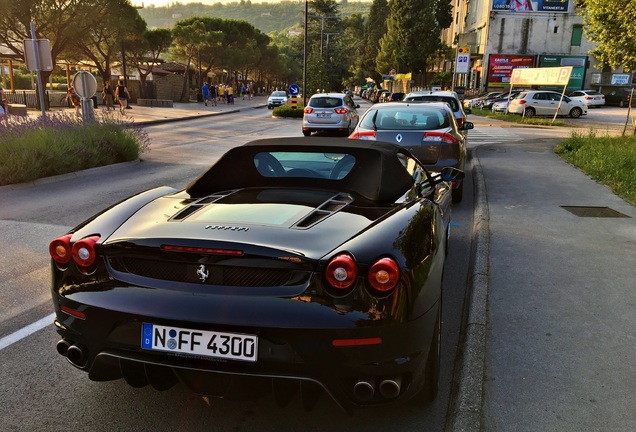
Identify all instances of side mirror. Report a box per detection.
[461,121,474,130]
[464,108,472,114]
[441,167,465,182]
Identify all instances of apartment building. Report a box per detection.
[443,0,633,94]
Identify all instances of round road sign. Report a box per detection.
[72,71,97,99]
[289,84,300,96]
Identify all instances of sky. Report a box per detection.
[140,0,287,6]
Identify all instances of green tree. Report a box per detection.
[376,0,452,86]
[307,46,329,94]
[172,18,216,100]
[125,28,173,98]
[579,0,636,71]
[360,0,389,84]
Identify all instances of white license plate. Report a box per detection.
[141,323,258,362]
[317,113,331,118]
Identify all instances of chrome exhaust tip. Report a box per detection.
[353,380,375,401]
[66,344,87,367]
[379,376,402,399]
[56,339,72,356]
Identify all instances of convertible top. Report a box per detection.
[186,137,416,204]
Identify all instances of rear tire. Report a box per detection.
[302,130,311,137]
[524,107,536,118]
[619,100,625,108]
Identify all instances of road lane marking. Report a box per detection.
[0,313,55,351]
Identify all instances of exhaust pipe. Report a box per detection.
[353,379,375,401]
[66,344,87,367]
[379,376,402,399]
[56,339,72,356]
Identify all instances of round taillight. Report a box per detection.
[367,257,400,292]
[325,254,358,289]
[49,234,73,265]
[71,236,100,267]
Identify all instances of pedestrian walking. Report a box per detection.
[114,79,131,115]
[218,85,225,104]
[67,86,81,116]
[102,81,115,111]
[227,85,234,104]
[0,85,6,114]
[202,81,210,106]
[209,83,217,106]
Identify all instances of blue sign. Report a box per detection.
[289,84,300,96]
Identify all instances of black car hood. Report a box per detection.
[105,189,391,260]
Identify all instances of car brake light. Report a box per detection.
[367,257,399,292]
[325,254,358,290]
[457,117,464,128]
[334,108,347,114]
[303,107,313,114]
[422,132,458,144]
[349,131,376,140]
[71,236,100,268]
[518,99,527,105]
[49,234,73,265]
[585,96,592,100]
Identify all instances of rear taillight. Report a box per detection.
[334,108,348,114]
[518,99,527,105]
[457,117,464,128]
[422,132,458,144]
[49,234,73,265]
[349,131,376,140]
[367,257,400,293]
[71,236,100,268]
[303,107,313,114]
[325,254,358,290]
[585,96,592,100]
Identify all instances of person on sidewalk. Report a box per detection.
[67,87,81,116]
[209,83,217,106]
[115,79,131,115]
[218,85,225,104]
[202,81,210,106]
[227,85,234,104]
[102,82,115,111]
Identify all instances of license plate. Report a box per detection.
[317,113,331,118]
[141,323,258,362]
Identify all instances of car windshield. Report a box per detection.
[362,108,451,130]
[271,91,287,97]
[309,97,344,108]
[405,96,459,111]
[254,151,355,179]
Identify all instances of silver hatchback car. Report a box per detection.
[302,93,360,136]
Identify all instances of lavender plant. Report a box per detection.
[0,112,150,186]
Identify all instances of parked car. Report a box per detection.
[567,89,605,108]
[603,88,634,107]
[302,92,360,136]
[267,90,289,109]
[463,91,503,109]
[387,92,405,102]
[403,90,472,129]
[349,101,472,203]
[373,89,390,103]
[507,90,587,118]
[49,137,464,413]
[490,91,524,113]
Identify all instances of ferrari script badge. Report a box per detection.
[395,134,403,143]
[197,264,209,283]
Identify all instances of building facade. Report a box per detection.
[443,0,633,94]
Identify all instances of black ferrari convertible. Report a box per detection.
[49,137,463,413]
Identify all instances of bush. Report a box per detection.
[273,104,304,118]
[0,112,150,186]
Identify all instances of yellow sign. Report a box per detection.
[510,66,573,86]
[458,46,470,55]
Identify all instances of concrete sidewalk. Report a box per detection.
[25,94,269,125]
[449,135,636,432]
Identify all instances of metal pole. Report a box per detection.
[30,21,46,118]
[303,0,308,106]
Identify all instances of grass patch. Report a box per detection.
[555,130,636,205]
[0,112,150,186]
[273,104,304,118]
[469,107,567,126]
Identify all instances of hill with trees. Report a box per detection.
[139,1,371,34]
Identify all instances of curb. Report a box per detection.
[446,147,490,432]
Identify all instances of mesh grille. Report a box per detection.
[111,257,293,287]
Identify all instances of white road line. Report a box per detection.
[0,313,55,351]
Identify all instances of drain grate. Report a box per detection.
[561,206,631,218]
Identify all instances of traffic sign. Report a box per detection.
[289,84,300,96]
[23,39,53,71]
[72,71,97,99]
[458,46,470,55]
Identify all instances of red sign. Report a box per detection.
[488,54,535,85]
